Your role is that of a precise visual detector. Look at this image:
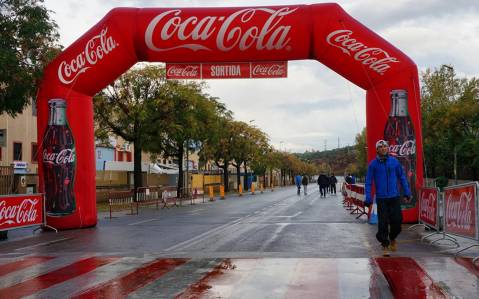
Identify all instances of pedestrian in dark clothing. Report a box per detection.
[295,174,302,195]
[301,175,309,195]
[317,173,329,198]
[330,174,337,195]
[365,140,411,257]
[345,174,353,184]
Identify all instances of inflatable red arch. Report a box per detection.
[37,3,423,229]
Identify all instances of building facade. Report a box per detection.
[0,104,38,174]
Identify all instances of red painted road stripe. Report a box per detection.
[454,257,479,277]
[73,258,188,299]
[0,256,118,299]
[375,257,448,299]
[176,259,229,299]
[0,256,55,277]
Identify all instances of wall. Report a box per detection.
[95,146,114,170]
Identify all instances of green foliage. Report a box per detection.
[421,65,479,180]
[94,65,169,190]
[0,0,61,115]
[296,146,356,175]
[354,128,367,177]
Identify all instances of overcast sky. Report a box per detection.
[44,0,479,152]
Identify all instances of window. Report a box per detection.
[117,151,123,161]
[32,99,37,116]
[13,142,22,161]
[31,143,38,163]
[97,150,102,160]
[0,129,5,147]
[126,151,132,162]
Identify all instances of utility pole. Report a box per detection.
[454,145,457,185]
[324,140,327,151]
[338,137,340,149]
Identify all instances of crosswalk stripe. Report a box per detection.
[0,256,119,299]
[453,257,479,277]
[415,257,479,299]
[72,258,188,299]
[127,258,222,299]
[375,257,448,299]
[0,254,93,289]
[0,256,54,277]
[22,255,160,299]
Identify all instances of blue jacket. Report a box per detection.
[295,175,302,186]
[365,155,411,204]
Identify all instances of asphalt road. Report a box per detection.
[2,185,478,298]
[1,184,444,258]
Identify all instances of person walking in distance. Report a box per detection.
[317,173,329,198]
[295,174,302,195]
[330,174,338,195]
[301,175,309,195]
[364,140,411,256]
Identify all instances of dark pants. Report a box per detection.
[297,185,301,195]
[319,185,327,197]
[330,184,336,194]
[376,197,402,247]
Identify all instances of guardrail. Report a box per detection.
[342,183,368,219]
[408,182,479,268]
[0,193,57,233]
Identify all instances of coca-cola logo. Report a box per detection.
[252,63,286,76]
[0,199,39,226]
[145,7,297,53]
[388,140,416,157]
[326,29,399,75]
[446,191,474,231]
[43,148,75,165]
[167,65,200,78]
[58,27,118,84]
[420,191,436,223]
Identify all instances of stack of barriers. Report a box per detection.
[342,183,368,219]
[108,190,135,219]
[135,186,162,214]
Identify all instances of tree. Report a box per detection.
[421,65,479,180]
[229,121,269,191]
[0,0,61,115]
[354,127,367,177]
[94,66,168,193]
[200,115,235,192]
[145,80,221,197]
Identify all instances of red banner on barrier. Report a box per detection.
[166,62,287,79]
[0,194,44,231]
[444,183,478,240]
[419,188,439,229]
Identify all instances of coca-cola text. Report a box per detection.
[0,199,39,227]
[145,7,297,52]
[58,28,119,84]
[446,191,474,231]
[326,29,399,75]
[389,140,416,157]
[43,149,76,165]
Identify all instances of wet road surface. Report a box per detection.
[1,185,478,298]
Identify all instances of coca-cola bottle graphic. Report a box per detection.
[384,89,416,207]
[43,99,76,216]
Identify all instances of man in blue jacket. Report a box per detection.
[365,140,411,256]
[295,174,302,195]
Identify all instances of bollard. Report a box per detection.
[251,183,255,195]
[260,183,264,193]
[238,184,243,196]
[220,185,225,199]
[209,186,214,201]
